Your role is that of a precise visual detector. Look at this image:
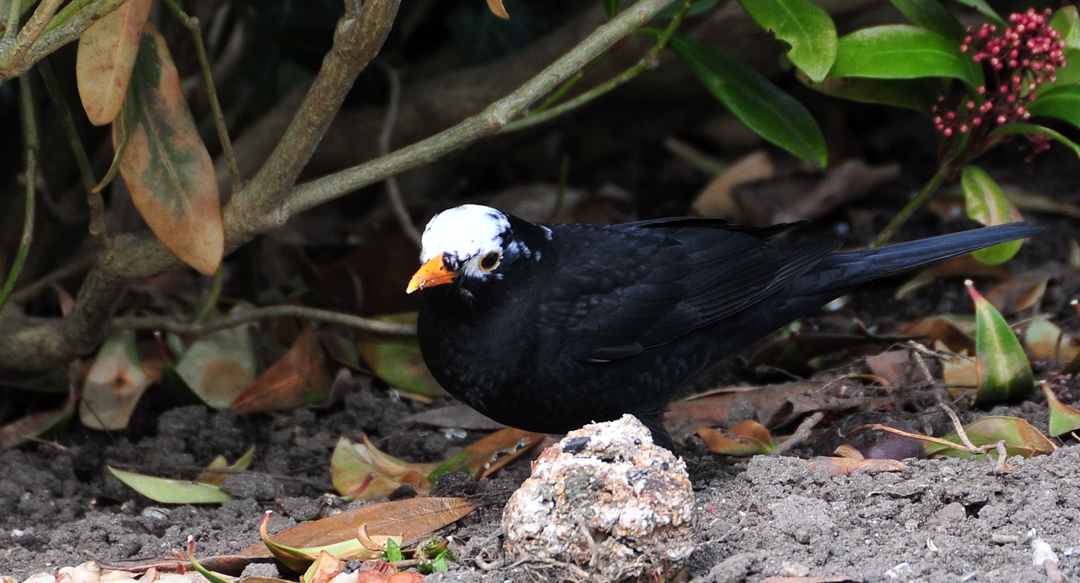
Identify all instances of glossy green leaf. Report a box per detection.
[925,416,1055,458]
[953,0,1005,28]
[828,25,982,88]
[802,74,941,113]
[1028,85,1080,131]
[992,123,1080,160]
[603,0,619,19]
[737,0,837,82]
[1048,7,1080,86]
[888,0,966,42]
[967,281,1034,403]
[960,166,1023,265]
[108,466,234,504]
[656,0,719,20]
[1041,381,1080,437]
[661,32,827,167]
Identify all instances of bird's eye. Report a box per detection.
[479,252,500,271]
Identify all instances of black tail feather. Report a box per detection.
[804,223,1042,291]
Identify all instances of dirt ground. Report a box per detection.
[0,366,1078,583]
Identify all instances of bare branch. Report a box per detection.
[281,0,679,218]
[115,305,416,336]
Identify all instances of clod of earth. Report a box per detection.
[502,415,696,582]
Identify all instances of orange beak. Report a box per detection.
[406,255,456,294]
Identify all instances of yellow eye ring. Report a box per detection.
[479,252,500,271]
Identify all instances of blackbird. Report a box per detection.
[407,204,1040,448]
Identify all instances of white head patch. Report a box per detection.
[420,205,510,266]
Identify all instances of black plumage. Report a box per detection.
[409,205,1040,448]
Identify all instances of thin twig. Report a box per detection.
[113,305,417,336]
[376,61,421,245]
[37,57,108,246]
[4,0,63,67]
[161,0,241,194]
[0,74,39,314]
[189,264,225,324]
[771,412,825,456]
[501,0,693,134]
[9,253,96,305]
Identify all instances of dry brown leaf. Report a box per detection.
[303,551,342,583]
[486,0,509,19]
[984,276,1049,315]
[114,23,223,275]
[695,420,774,456]
[232,328,332,414]
[240,497,475,558]
[76,0,153,125]
[665,382,889,443]
[807,456,905,477]
[692,150,774,220]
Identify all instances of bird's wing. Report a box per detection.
[538,223,839,362]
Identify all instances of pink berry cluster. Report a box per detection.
[931,8,1067,156]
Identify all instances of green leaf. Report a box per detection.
[828,25,983,88]
[802,74,942,113]
[953,0,1005,28]
[925,416,1055,458]
[1041,381,1080,437]
[382,538,405,562]
[602,0,619,19]
[966,281,1034,403]
[960,166,1022,265]
[107,466,234,504]
[660,32,827,167]
[736,0,838,82]
[992,123,1080,160]
[888,0,966,42]
[656,0,719,20]
[1049,7,1080,86]
[1028,85,1080,131]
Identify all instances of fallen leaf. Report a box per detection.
[357,313,448,400]
[175,311,259,409]
[0,393,76,450]
[107,466,233,504]
[692,150,774,220]
[894,255,1010,299]
[1041,381,1080,437]
[232,328,333,414]
[302,551,342,583]
[807,457,905,477]
[925,416,1056,458]
[241,498,476,561]
[665,382,888,443]
[984,276,1049,315]
[696,420,775,456]
[331,435,436,500]
[197,446,255,487]
[80,329,154,431]
[1024,315,1080,364]
[114,23,223,275]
